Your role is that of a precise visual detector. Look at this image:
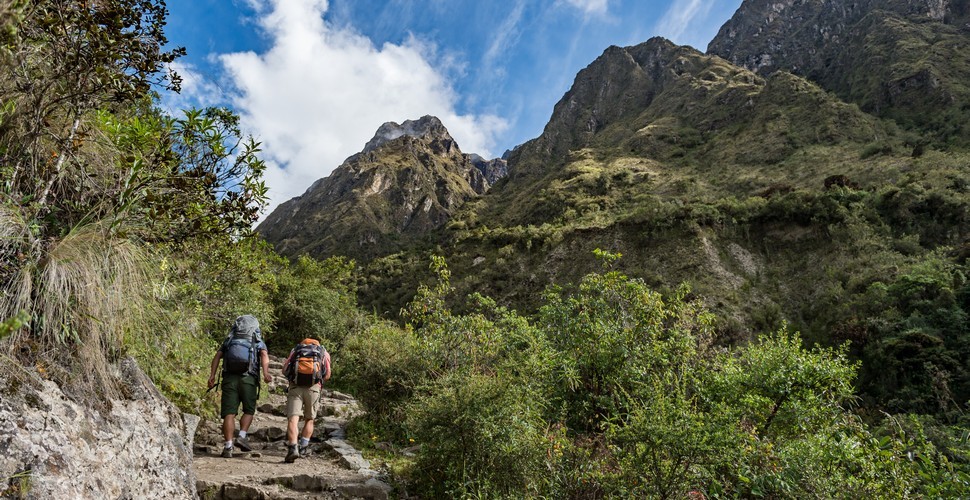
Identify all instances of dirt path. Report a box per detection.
[193,357,390,499]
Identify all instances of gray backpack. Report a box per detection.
[223,315,262,376]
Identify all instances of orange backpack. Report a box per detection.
[285,338,326,387]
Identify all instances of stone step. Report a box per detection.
[193,387,391,499]
[198,474,390,500]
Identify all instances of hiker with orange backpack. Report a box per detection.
[281,337,331,463]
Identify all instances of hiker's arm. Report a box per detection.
[280,349,295,377]
[323,351,331,381]
[261,349,271,383]
[207,351,222,388]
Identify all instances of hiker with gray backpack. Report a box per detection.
[281,337,331,463]
[207,315,271,458]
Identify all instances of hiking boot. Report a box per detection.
[235,436,252,452]
[284,445,300,463]
[299,444,311,457]
[221,446,233,458]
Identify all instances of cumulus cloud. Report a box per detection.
[562,0,609,16]
[161,61,226,113]
[218,0,507,219]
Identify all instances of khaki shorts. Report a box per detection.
[286,384,321,420]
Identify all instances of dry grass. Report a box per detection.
[1,204,154,398]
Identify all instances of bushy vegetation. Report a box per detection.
[344,254,970,497]
[0,0,268,400]
[0,0,357,419]
[270,255,361,356]
[2,2,968,498]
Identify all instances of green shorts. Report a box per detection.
[221,373,258,418]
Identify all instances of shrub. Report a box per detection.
[538,263,715,431]
[271,255,360,355]
[406,373,553,498]
[341,320,429,441]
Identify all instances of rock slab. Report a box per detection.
[0,357,196,498]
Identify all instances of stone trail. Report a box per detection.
[193,356,391,499]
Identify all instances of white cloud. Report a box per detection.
[653,0,718,50]
[161,61,225,113]
[217,0,507,220]
[483,1,526,70]
[562,0,609,16]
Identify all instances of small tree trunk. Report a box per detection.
[37,117,80,208]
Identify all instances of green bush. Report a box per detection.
[406,373,553,498]
[342,254,969,497]
[538,253,715,432]
[271,255,360,355]
[342,320,429,441]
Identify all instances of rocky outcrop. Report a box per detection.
[257,116,503,261]
[0,357,196,498]
[362,115,457,154]
[709,0,970,140]
[513,38,690,166]
[467,154,509,185]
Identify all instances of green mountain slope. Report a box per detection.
[709,0,970,146]
[258,20,970,415]
[480,37,895,228]
[257,116,490,260]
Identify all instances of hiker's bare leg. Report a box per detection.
[223,414,236,442]
[286,415,300,444]
[240,413,254,433]
[301,418,314,439]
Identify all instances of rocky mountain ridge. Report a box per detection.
[709,0,970,143]
[257,116,506,261]
[487,36,889,225]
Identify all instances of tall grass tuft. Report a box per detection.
[1,203,155,399]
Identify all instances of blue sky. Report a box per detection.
[162,0,743,217]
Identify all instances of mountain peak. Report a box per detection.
[362,115,453,153]
[708,0,970,144]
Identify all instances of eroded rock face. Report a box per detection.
[257,116,504,261]
[0,358,196,498]
[467,153,509,186]
[708,0,970,137]
[709,0,964,75]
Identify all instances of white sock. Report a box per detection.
[224,441,233,449]
[299,437,309,447]
[238,430,247,439]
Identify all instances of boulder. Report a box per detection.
[0,358,196,498]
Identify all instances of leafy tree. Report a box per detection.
[538,250,715,431]
[271,255,359,354]
[0,1,270,404]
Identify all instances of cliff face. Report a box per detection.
[489,36,888,225]
[509,38,696,171]
[0,358,196,498]
[709,0,970,142]
[257,116,499,260]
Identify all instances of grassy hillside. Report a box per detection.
[709,0,970,147]
[355,40,970,417]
